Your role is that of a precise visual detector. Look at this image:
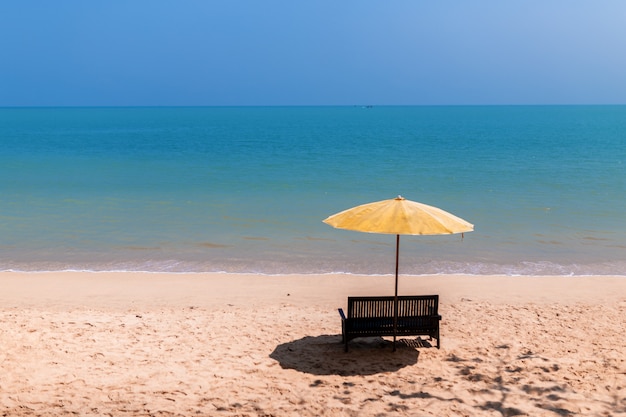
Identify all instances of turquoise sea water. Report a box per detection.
[1,106,625,275]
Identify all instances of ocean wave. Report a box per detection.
[2,258,625,277]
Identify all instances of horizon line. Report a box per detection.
[2,103,625,109]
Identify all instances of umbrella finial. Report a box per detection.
[395,195,405,201]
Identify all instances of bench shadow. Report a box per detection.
[269,334,423,376]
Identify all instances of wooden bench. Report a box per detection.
[338,295,442,351]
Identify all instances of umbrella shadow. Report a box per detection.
[269,334,423,376]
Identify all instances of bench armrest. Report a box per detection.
[338,308,346,320]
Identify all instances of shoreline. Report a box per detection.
[2,255,626,277]
[3,267,626,277]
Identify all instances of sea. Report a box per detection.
[1,106,625,276]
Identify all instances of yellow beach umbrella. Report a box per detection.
[323,195,474,349]
[323,195,473,236]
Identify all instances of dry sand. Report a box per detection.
[1,271,625,416]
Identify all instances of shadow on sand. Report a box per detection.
[270,334,427,376]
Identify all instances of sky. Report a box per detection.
[1,1,626,106]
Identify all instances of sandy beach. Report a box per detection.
[1,271,625,416]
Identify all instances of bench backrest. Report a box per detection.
[347,295,439,319]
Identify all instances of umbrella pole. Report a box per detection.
[393,234,399,351]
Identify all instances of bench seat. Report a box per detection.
[338,295,441,351]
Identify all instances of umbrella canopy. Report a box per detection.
[323,195,474,236]
[323,195,473,350]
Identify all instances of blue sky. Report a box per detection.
[2,1,625,106]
